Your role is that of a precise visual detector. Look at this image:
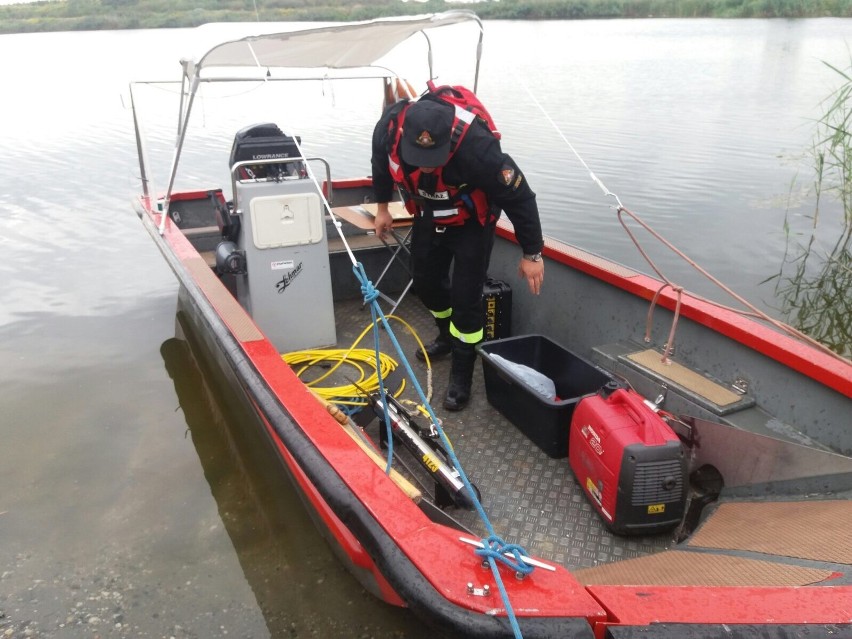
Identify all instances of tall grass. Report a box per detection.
[815,60,852,227]
[767,58,852,357]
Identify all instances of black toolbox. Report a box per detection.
[482,278,511,341]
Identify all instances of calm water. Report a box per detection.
[0,18,850,638]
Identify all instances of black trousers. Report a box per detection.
[409,215,497,338]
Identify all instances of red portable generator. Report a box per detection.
[569,386,687,535]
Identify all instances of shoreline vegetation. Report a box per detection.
[1,0,851,34]
[767,59,852,357]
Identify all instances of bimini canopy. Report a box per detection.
[187,10,483,80]
[144,11,483,230]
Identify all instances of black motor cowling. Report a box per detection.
[229,123,305,180]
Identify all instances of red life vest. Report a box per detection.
[386,99,492,226]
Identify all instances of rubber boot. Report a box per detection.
[416,316,452,362]
[443,339,478,411]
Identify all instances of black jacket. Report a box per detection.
[371,102,545,255]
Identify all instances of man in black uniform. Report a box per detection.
[372,96,545,411]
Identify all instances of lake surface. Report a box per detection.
[0,18,850,638]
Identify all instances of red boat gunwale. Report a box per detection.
[494,224,852,400]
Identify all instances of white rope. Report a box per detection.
[511,72,850,365]
[289,136,360,268]
[515,78,623,210]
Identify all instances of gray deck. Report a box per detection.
[325,295,675,570]
[317,296,852,587]
[180,209,851,584]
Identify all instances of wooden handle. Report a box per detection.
[322,400,422,503]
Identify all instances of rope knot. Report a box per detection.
[360,281,380,303]
[475,535,534,577]
[352,263,380,303]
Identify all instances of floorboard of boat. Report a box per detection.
[574,549,835,586]
[686,499,852,564]
[317,295,675,570]
[284,293,851,584]
[575,498,852,586]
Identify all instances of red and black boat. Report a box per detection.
[131,12,852,638]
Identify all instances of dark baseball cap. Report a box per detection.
[401,100,453,168]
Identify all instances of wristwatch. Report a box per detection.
[523,252,542,262]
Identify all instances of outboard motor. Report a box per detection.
[229,123,306,181]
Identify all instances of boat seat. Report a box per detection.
[592,341,755,417]
[182,225,220,238]
[166,190,230,253]
[624,348,753,413]
[330,202,414,314]
[180,224,223,253]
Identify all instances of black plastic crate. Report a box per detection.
[478,335,616,458]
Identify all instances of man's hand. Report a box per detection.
[518,257,544,295]
[374,203,393,239]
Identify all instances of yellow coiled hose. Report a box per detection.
[280,314,433,412]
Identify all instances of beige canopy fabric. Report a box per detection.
[140,11,482,220]
[193,11,481,77]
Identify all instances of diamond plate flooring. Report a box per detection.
[323,295,674,571]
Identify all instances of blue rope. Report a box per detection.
[476,536,533,638]
[351,262,532,639]
[339,403,363,417]
[476,535,535,578]
[355,263,394,474]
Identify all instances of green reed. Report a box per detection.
[765,57,852,357]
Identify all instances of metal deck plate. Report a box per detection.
[323,296,674,569]
[285,294,852,585]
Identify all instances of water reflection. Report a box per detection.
[160,309,447,638]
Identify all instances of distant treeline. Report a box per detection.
[2,0,850,34]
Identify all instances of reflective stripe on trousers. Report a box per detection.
[411,216,497,338]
